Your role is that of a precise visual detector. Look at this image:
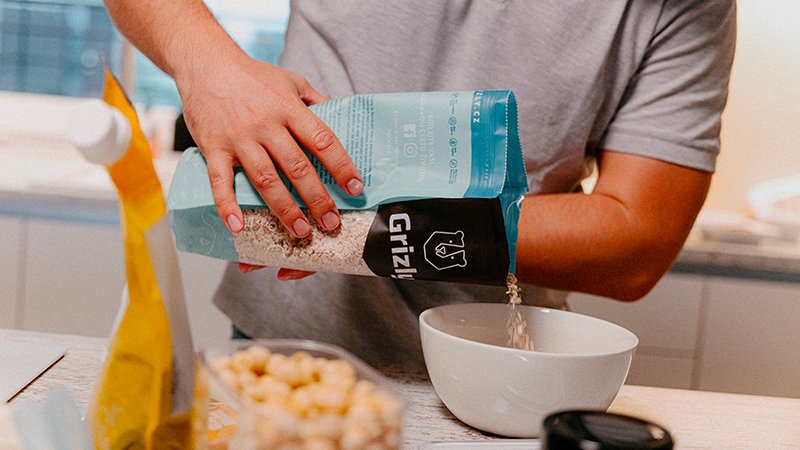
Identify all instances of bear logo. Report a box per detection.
[424,230,467,270]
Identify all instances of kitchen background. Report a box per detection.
[1,0,798,399]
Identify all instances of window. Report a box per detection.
[133,0,290,107]
[0,0,115,98]
[0,0,290,107]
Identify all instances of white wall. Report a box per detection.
[707,1,800,212]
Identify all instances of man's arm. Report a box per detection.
[515,150,711,301]
[517,1,735,301]
[103,0,363,238]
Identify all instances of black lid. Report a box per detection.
[543,410,673,450]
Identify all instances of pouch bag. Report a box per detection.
[168,90,527,285]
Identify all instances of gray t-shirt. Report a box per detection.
[214,0,736,368]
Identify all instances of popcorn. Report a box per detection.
[209,345,403,449]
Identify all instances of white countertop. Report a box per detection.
[1,135,799,280]
[4,328,800,449]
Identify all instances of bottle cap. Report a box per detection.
[543,410,673,450]
[66,99,131,167]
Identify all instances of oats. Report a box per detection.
[505,274,535,351]
[233,209,376,276]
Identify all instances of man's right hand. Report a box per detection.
[176,54,363,237]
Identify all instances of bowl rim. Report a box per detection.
[419,303,639,358]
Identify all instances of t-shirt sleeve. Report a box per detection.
[600,0,737,173]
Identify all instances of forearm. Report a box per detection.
[516,193,674,300]
[103,0,246,81]
[515,151,710,301]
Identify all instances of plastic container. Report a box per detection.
[199,339,406,449]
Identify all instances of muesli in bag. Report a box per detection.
[168,90,527,285]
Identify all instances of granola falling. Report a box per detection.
[505,274,535,351]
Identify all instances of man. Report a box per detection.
[105,0,736,368]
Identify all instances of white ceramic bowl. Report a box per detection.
[419,303,638,438]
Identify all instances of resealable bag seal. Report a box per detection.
[168,90,527,286]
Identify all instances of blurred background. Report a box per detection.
[2,0,798,210]
[0,0,288,105]
[0,0,798,400]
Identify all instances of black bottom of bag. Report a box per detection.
[363,198,510,286]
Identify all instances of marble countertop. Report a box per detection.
[2,135,799,281]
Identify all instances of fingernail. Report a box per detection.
[226,214,243,232]
[346,178,363,195]
[277,271,298,281]
[292,218,311,237]
[321,211,340,230]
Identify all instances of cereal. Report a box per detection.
[233,209,376,276]
[505,274,535,351]
[210,346,403,449]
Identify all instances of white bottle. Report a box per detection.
[66,99,131,167]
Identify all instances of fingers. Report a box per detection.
[295,77,327,106]
[238,264,315,281]
[205,151,244,233]
[235,139,316,238]
[187,62,362,241]
[277,267,316,280]
[238,262,264,273]
[205,118,349,238]
[286,100,364,198]
[240,127,346,235]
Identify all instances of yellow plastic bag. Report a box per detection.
[86,70,198,449]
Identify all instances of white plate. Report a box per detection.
[747,174,800,241]
[419,440,541,449]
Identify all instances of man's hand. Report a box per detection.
[177,55,363,238]
[104,0,363,239]
[237,263,313,280]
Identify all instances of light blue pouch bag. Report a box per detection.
[168,90,527,285]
